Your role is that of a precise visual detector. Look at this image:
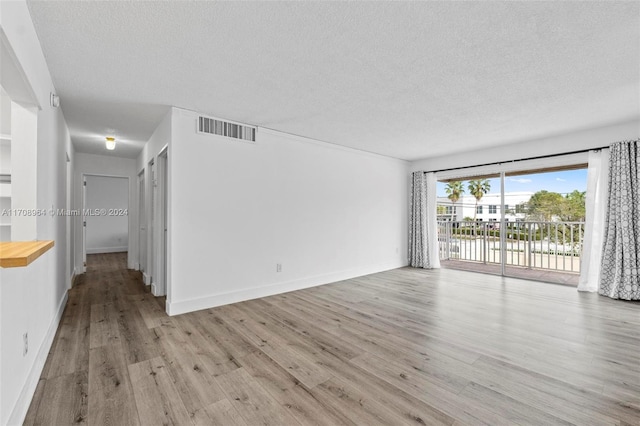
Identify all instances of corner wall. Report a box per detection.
[167,108,409,315]
[136,109,171,289]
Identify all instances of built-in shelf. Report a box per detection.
[0,240,54,268]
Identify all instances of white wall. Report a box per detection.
[137,109,170,173]
[85,175,128,253]
[166,108,409,315]
[74,153,137,271]
[410,119,640,172]
[0,2,74,424]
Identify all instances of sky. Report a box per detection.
[437,168,587,198]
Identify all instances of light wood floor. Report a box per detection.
[25,253,640,425]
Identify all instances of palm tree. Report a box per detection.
[444,181,464,221]
[468,179,491,222]
[444,181,464,204]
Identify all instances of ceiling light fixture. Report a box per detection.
[105,136,116,150]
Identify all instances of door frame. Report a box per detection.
[153,147,169,297]
[138,169,146,275]
[146,159,155,287]
[81,173,130,272]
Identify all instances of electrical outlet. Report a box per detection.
[23,332,28,356]
[276,263,282,273]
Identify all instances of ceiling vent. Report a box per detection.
[197,116,256,142]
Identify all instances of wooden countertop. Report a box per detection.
[0,240,55,268]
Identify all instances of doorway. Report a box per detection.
[66,152,72,288]
[155,149,168,297]
[82,174,129,268]
[147,159,155,288]
[138,169,146,278]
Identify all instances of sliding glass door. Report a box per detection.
[436,165,587,285]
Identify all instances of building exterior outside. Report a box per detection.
[437,192,533,223]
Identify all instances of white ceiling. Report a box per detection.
[26,1,639,160]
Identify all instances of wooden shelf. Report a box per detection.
[0,240,54,268]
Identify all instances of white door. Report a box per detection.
[66,153,72,287]
[148,160,155,287]
[158,151,168,296]
[82,175,87,271]
[138,171,146,273]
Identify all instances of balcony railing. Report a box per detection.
[437,221,584,273]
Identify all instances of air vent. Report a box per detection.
[197,116,256,142]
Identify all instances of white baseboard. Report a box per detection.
[167,260,406,316]
[86,246,127,254]
[8,291,68,425]
[143,273,150,286]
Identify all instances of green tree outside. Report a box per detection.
[467,179,491,222]
[444,181,464,221]
[525,190,586,222]
[525,189,586,248]
[445,181,464,205]
[526,190,565,221]
[562,190,586,222]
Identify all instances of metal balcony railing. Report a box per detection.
[437,221,584,273]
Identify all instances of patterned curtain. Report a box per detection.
[599,140,640,300]
[409,171,440,269]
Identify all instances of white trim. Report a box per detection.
[7,291,68,425]
[143,272,151,286]
[86,246,128,254]
[166,260,406,316]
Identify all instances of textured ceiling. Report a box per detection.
[27,1,640,160]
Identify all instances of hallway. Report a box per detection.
[24,253,164,424]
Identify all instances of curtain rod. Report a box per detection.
[425,146,608,174]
